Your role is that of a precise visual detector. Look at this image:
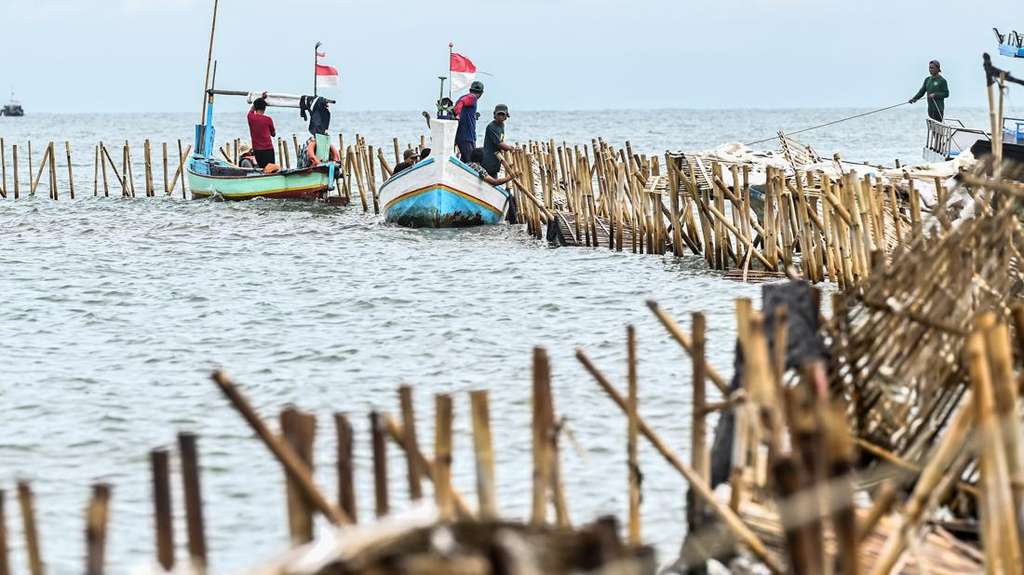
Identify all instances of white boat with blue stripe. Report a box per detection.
[379,118,510,227]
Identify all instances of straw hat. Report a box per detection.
[238,142,253,156]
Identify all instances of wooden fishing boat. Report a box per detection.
[187,91,344,202]
[379,118,510,227]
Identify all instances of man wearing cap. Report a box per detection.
[393,148,420,174]
[481,104,515,178]
[454,81,484,161]
[909,60,949,122]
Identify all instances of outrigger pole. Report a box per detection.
[200,0,220,124]
[448,42,454,101]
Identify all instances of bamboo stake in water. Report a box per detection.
[30,143,50,197]
[627,325,642,546]
[0,138,7,199]
[163,142,169,195]
[17,482,44,575]
[144,140,153,197]
[334,413,358,523]
[100,143,109,197]
[48,142,58,201]
[434,394,454,521]
[65,142,75,199]
[151,449,175,571]
[531,347,553,525]
[398,386,422,501]
[689,312,708,531]
[12,145,19,199]
[0,491,8,575]
[177,433,207,574]
[470,390,497,519]
[370,411,389,518]
[281,408,317,544]
[177,140,187,199]
[84,484,111,575]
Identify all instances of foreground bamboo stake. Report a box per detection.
[646,301,729,393]
[627,325,642,546]
[382,415,473,518]
[84,484,110,575]
[0,490,8,575]
[470,390,497,519]
[434,394,454,521]
[151,449,175,571]
[17,482,44,575]
[177,433,208,573]
[211,371,349,525]
[575,350,783,575]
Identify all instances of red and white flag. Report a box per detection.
[316,51,339,89]
[450,52,477,94]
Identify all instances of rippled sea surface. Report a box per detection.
[0,107,997,573]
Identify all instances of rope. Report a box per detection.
[745,102,909,146]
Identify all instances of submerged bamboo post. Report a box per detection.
[627,325,642,546]
[17,482,44,575]
[163,142,169,195]
[85,484,111,575]
[397,386,423,501]
[281,408,317,543]
[151,449,175,572]
[48,142,58,201]
[210,371,349,525]
[30,143,50,196]
[334,413,357,523]
[434,394,454,521]
[177,139,187,199]
[27,142,33,192]
[0,490,9,575]
[143,140,153,197]
[100,143,109,197]
[531,347,553,526]
[177,433,207,573]
[689,312,708,530]
[65,142,75,199]
[0,138,6,198]
[370,411,390,518]
[13,145,19,199]
[470,390,497,519]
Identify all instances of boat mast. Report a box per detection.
[200,0,220,124]
[314,41,321,97]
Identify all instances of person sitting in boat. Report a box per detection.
[908,60,949,122]
[247,93,277,168]
[454,81,484,161]
[481,104,515,178]
[393,148,420,174]
[238,143,258,169]
[466,147,513,187]
[301,135,341,168]
[296,96,341,169]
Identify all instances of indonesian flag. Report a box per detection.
[316,51,339,89]
[450,52,477,94]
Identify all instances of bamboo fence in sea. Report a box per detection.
[0,130,947,290]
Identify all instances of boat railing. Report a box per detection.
[923,118,989,161]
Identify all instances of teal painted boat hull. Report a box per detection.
[187,158,334,201]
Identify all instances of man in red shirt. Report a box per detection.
[247,95,277,168]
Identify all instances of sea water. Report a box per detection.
[0,106,1000,572]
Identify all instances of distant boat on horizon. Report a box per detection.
[1,89,24,117]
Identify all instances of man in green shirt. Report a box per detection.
[909,60,950,121]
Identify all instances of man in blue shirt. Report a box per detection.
[454,81,484,161]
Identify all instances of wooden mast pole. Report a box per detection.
[314,41,321,97]
[199,0,220,123]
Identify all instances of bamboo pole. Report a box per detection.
[0,490,8,575]
[470,390,497,519]
[84,484,111,575]
[398,386,423,501]
[627,325,642,546]
[100,143,109,197]
[17,482,44,575]
[575,350,783,575]
[334,413,358,523]
[48,142,58,201]
[370,411,389,518]
[163,142,169,195]
[531,347,553,525]
[0,138,6,198]
[12,146,18,199]
[211,371,349,525]
[177,140,187,199]
[281,408,317,543]
[381,416,472,518]
[27,142,33,193]
[143,140,153,197]
[646,301,729,393]
[151,449,175,572]
[177,433,207,573]
[30,143,50,196]
[434,394,454,521]
[64,142,74,199]
[689,312,708,531]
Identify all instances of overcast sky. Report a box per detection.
[1,0,1021,112]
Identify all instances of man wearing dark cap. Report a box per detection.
[393,148,420,174]
[909,60,949,122]
[482,104,515,178]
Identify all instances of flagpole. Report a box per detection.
[314,41,321,97]
[448,42,453,101]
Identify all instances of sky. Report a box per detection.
[0,0,1021,112]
